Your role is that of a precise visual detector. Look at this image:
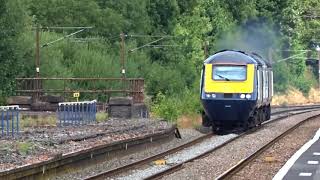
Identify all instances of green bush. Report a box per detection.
[273,62,290,93]
[0,95,6,105]
[292,76,312,96]
[151,88,201,122]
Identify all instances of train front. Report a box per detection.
[200,50,257,131]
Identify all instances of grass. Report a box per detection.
[17,141,34,156]
[18,112,108,128]
[176,114,202,129]
[96,112,108,123]
[272,87,320,106]
[20,116,57,128]
[0,143,13,153]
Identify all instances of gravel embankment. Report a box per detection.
[0,118,172,172]
[162,111,320,180]
[231,115,320,180]
[54,128,205,180]
[113,134,237,180]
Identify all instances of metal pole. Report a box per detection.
[36,26,40,78]
[35,26,40,99]
[120,33,126,78]
[120,33,126,94]
[1,111,4,136]
[318,50,320,89]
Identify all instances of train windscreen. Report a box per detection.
[212,65,246,81]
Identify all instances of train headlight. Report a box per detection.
[246,94,251,99]
[211,94,216,98]
[240,94,245,99]
[206,94,211,98]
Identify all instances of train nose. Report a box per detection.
[202,100,256,122]
[219,104,239,121]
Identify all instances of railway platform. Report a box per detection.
[274,128,320,180]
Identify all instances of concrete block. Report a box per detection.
[7,96,32,105]
[31,101,58,111]
[132,103,149,118]
[109,105,131,118]
[40,95,63,103]
[109,97,133,106]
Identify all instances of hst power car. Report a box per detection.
[200,50,273,133]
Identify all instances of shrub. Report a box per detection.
[292,76,312,96]
[151,88,201,122]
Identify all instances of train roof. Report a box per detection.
[204,50,271,68]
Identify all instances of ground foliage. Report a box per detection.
[0,0,320,119]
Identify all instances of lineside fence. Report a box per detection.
[15,77,144,103]
[0,105,19,137]
[58,100,97,126]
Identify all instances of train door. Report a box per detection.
[257,68,263,104]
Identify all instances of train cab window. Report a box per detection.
[212,66,246,81]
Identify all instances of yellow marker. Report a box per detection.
[73,92,80,102]
[264,156,276,162]
[153,159,166,165]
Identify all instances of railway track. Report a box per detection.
[271,104,320,115]
[216,113,320,179]
[0,125,178,179]
[85,106,320,180]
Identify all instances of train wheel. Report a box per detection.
[202,111,211,127]
[248,116,256,128]
[262,107,267,122]
[258,109,263,125]
[241,118,250,131]
[253,109,260,126]
[213,126,224,135]
[266,105,271,120]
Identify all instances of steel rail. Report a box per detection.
[142,109,320,180]
[216,114,320,179]
[271,105,320,116]
[84,133,213,180]
[143,134,244,180]
[86,107,320,180]
[0,125,177,179]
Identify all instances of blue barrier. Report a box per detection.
[0,105,19,137]
[58,100,97,126]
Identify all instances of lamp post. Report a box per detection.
[316,46,320,89]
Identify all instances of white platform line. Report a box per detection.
[299,172,312,177]
[273,128,320,180]
[313,152,320,156]
[307,160,319,165]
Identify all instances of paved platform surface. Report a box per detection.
[274,129,320,180]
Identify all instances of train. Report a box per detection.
[200,50,273,134]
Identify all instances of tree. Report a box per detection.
[0,0,32,99]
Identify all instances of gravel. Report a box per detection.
[0,118,172,172]
[231,115,320,180]
[113,134,237,180]
[162,110,320,180]
[54,128,205,180]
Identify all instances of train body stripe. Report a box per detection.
[204,64,255,93]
